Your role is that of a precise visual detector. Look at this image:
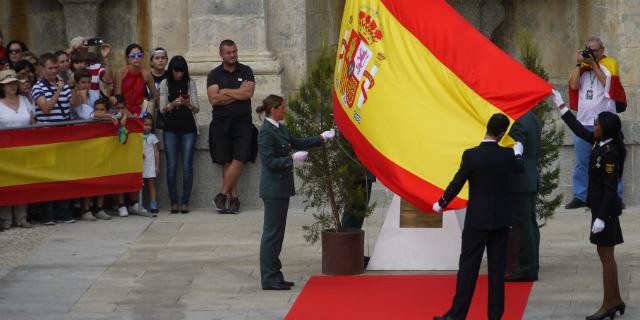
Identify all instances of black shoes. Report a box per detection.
[505,273,538,282]
[585,302,625,320]
[262,283,291,291]
[565,198,587,209]
[214,193,228,213]
[282,280,295,287]
[229,197,240,213]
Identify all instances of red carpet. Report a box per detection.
[286,275,533,320]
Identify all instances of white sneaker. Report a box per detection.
[94,210,112,220]
[129,203,148,214]
[118,206,129,217]
[81,211,97,221]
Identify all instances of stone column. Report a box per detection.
[58,0,104,42]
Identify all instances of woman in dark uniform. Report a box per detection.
[552,90,625,320]
[256,94,334,290]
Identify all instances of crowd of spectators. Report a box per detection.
[0,29,203,231]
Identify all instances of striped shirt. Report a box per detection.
[87,63,106,94]
[31,78,72,123]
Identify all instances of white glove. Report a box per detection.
[514,141,524,156]
[592,218,605,234]
[551,89,565,108]
[432,202,443,214]
[320,129,336,141]
[292,151,309,163]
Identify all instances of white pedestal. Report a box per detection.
[367,195,464,271]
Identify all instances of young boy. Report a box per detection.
[142,115,160,214]
[70,71,99,119]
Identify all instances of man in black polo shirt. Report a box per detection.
[207,39,256,213]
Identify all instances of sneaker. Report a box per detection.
[137,211,157,218]
[81,211,97,221]
[565,198,587,209]
[43,221,56,226]
[149,201,159,214]
[118,206,129,217]
[214,193,228,212]
[229,197,240,213]
[129,203,148,215]
[62,218,76,224]
[94,210,112,220]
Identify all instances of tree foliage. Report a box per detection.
[518,31,564,226]
[285,48,374,244]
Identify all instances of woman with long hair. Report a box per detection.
[159,55,199,214]
[114,43,159,116]
[256,94,334,290]
[552,90,625,320]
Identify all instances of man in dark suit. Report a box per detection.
[506,111,542,282]
[433,113,524,320]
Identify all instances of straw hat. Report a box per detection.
[0,69,22,84]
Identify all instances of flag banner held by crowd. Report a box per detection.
[333,0,552,212]
[0,120,143,206]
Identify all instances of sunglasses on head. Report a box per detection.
[9,49,22,54]
[128,53,144,58]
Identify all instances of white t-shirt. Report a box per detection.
[73,104,94,120]
[0,96,33,128]
[577,64,616,125]
[143,133,159,178]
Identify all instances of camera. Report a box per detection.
[84,38,103,46]
[581,47,594,59]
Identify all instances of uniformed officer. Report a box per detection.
[506,111,542,282]
[256,94,335,290]
[552,90,625,320]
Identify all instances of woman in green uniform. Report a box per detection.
[256,94,334,290]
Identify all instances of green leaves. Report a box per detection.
[519,31,564,226]
[286,47,374,244]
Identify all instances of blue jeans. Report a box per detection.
[163,131,197,206]
[573,126,623,201]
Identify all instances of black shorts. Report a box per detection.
[209,115,254,164]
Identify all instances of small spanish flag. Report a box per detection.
[0,120,143,206]
[333,0,551,212]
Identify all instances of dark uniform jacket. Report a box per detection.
[508,111,542,193]
[438,141,524,230]
[561,111,622,220]
[257,119,323,198]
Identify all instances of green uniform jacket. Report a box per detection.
[508,111,542,193]
[257,119,323,198]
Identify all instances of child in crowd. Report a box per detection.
[113,95,150,217]
[70,52,87,73]
[143,114,160,214]
[70,71,99,119]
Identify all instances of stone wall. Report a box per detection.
[3,0,640,208]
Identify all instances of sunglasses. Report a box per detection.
[128,53,144,59]
[9,49,22,54]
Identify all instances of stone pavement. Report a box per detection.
[0,201,638,320]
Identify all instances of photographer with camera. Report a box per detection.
[565,36,627,210]
[66,36,114,99]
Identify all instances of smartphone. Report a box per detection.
[84,38,104,46]
[180,93,190,99]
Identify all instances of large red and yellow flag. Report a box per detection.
[333,0,552,211]
[0,120,143,206]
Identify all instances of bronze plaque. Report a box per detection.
[400,199,443,228]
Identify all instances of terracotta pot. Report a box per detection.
[321,228,365,275]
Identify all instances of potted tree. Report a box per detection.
[285,48,375,275]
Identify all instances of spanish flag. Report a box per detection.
[333,0,551,212]
[569,56,627,113]
[0,120,143,206]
